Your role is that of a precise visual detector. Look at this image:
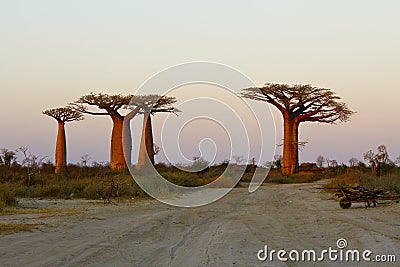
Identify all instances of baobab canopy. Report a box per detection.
[242,84,354,124]
[128,94,179,114]
[43,107,84,123]
[72,92,133,118]
[72,92,178,116]
[242,83,355,175]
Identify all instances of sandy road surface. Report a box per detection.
[1,181,399,267]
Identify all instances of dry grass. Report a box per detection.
[1,207,57,215]
[0,223,45,235]
[2,207,82,220]
[1,207,82,235]
[208,176,237,188]
[323,171,362,190]
[2,163,398,203]
[0,190,18,213]
[35,209,83,219]
[361,175,400,194]
[0,174,147,203]
[323,170,400,194]
[267,172,323,184]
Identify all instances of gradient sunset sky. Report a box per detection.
[1,1,399,165]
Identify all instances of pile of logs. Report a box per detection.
[333,186,399,209]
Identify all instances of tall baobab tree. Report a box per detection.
[43,107,83,173]
[242,84,354,175]
[71,93,139,171]
[136,95,178,170]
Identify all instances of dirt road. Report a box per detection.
[1,181,399,266]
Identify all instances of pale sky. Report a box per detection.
[1,1,399,165]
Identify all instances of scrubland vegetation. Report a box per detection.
[324,169,400,194]
[1,155,399,213]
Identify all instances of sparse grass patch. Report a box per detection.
[35,209,82,219]
[0,223,45,235]
[0,174,147,201]
[1,207,58,216]
[208,176,237,188]
[0,189,18,213]
[323,171,363,190]
[267,173,323,184]
[159,171,204,187]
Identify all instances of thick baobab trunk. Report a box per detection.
[137,113,154,170]
[55,121,67,174]
[122,121,133,168]
[110,116,127,171]
[282,117,299,175]
[122,108,140,169]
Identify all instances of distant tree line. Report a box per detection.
[312,144,399,177]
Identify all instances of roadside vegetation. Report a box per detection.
[1,145,400,212]
[0,159,311,211]
[324,169,400,194]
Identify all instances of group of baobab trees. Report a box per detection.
[43,83,354,175]
[43,93,177,173]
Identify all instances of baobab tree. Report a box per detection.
[72,93,176,171]
[43,107,83,173]
[71,93,138,171]
[242,83,354,174]
[363,145,390,176]
[136,95,178,170]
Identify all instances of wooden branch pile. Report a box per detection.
[333,186,399,209]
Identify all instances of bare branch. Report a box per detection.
[241,87,287,114]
